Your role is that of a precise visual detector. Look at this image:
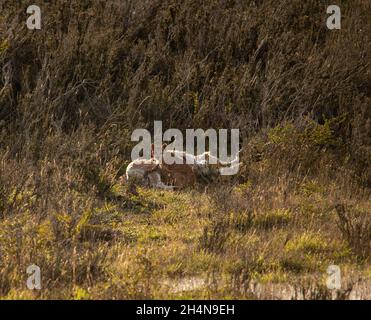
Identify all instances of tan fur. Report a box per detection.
[161,162,196,189]
[125,158,174,190]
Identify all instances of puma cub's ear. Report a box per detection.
[204,151,210,162]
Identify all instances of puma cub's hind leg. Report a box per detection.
[172,169,196,189]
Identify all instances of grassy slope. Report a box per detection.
[1,180,369,299]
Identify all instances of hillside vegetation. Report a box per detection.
[0,0,370,299]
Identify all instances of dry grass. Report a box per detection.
[0,0,370,299]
